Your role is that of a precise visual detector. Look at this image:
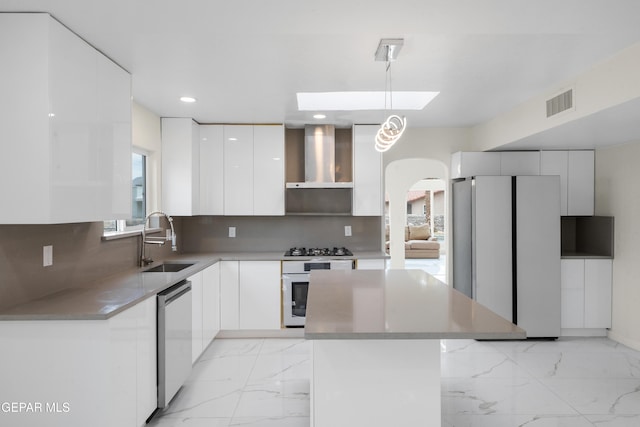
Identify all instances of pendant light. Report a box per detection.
[374,39,407,153]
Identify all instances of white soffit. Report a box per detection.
[297,91,440,111]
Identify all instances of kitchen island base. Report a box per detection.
[311,339,441,427]
[305,270,526,427]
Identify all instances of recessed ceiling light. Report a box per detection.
[297,91,439,111]
[313,114,326,119]
[180,96,197,103]
[228,137,238,141]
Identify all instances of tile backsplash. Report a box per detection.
[180,215,383,253]
[0,222,173,311]
[0,215,383,311]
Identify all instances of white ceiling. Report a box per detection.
[3,0,640,135]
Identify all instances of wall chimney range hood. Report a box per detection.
[285,125,354,189]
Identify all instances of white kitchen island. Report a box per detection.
[305,269,526,427]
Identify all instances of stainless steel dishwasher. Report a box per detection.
[157,280,192,409]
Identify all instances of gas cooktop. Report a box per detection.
[284,247,353,257]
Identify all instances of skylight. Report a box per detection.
[296,91,439,111]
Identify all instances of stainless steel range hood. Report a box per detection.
[285,125,353,189]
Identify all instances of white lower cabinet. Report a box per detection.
[136,296,158,425]
[356,259,386,270]
[561,258,612,331]
[202,263,221,347]
[192,265,221,363]
[0,297,156,427]
[220,260,282,331]
[584,259,613,328]
[239,261,282,330]
[190,271,204,363]
[220,260,240,330]
[560,260,585,328]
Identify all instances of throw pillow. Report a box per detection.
[409,224,430,240]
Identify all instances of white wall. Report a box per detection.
[132,102,162,213]
[472,41,640,152]
[595,141,640,351]
[383,127,472,169]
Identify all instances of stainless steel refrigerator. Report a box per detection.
[452,175,561,338]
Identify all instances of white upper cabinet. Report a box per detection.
[224,125,254,215]
[161,118,200,216]
[540,150,594,216]
[253,125,285,215]
[567,151,595,216]
[353,125,383,216]
[199,125,224,215]
[164,123,284,217]
[0,13,131,224]
[500,152,540,176]
[450,152,500,179]
[224,124,285,216]
[540,151,569,215]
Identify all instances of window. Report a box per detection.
[103,150,147,233]
[129,151,146,227]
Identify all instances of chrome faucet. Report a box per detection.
[140,211,177,267]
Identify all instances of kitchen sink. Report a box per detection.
[143,263,194,273]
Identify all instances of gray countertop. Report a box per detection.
[304,269,526,340]
[0,250,387,321]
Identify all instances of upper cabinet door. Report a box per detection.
[224,125,254,215]
[500,152,540,176]
[540,151,569,215]
[199,125,224,215]
[253,125,285,216]
[0,14,132,224]
[96,53,132,220]
[353,125,382,216]
[161,118,200,216]
[540,150,594,216]
[567,151,594,216]
[450,152,500,179]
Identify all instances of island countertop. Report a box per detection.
[304,269,526,340]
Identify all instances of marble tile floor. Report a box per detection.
[148,336,640,427]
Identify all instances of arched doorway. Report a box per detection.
[385,158,450,282]
[402,178,446,282]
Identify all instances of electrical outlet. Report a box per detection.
[43,245,53,267]
[344,225,352,237]
[229,227,236,238]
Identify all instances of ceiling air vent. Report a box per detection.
[546,89,573,117]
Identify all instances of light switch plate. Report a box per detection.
[229,227,236,238]
[344,225,352,237]
[43,245,53,267]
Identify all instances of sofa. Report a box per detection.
[385,224,441,259]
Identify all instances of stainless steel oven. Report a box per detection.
[282,259,354,327]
